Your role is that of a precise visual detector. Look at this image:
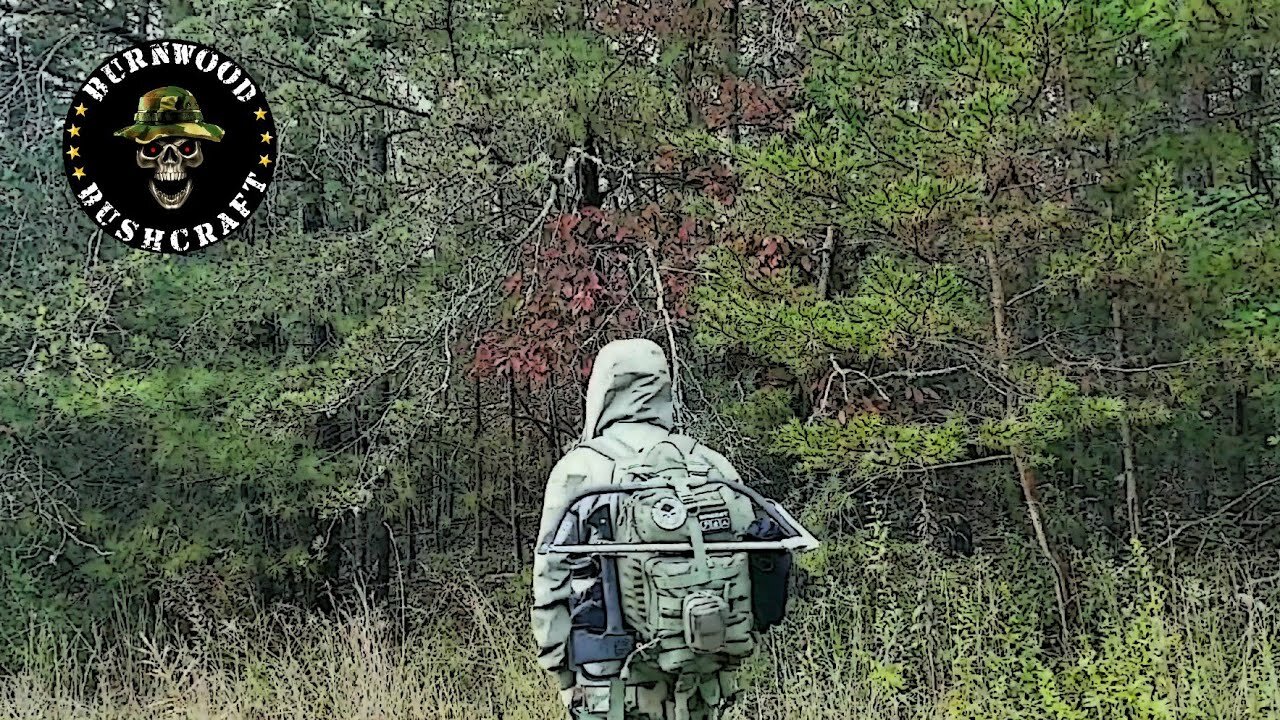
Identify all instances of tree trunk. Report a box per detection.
[474,376,485,558]
[508,374,523,571]
[984,244,1071,640]
[370,511,391,600]
[1013,455,1072,639]
[549,372,563,455]
[647,246,684,429]
[407,503,417,574]
[313,512,341,612]
[726,0,741,143]
[1111,297,1140,539]
[817,217,837,299]
[578,130,604,209]
[1233,387,1248,493]
[431,422,444,552]
[1183,72,1212,188]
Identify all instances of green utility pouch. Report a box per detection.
[626,552,755,675]
[583,435,758,678]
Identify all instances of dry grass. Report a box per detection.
[1,572,564,720]
[3,542,1279,720]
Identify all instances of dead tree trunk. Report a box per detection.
[985,244,1071,641]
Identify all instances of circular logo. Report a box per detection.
[650,497,688,531]
[61,40,276,254]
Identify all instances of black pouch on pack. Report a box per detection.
[743,517,793,632]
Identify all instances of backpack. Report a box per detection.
[580,432,759,677]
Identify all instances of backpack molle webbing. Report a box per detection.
[581,433,759,677]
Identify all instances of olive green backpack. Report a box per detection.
[580,433,758,677]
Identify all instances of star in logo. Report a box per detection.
[73,103,87,116]
[260,131,273,143]
[72,167,86,180]
[253,108,267,121]
[66,146,80,159]
[258,154,272,167]
[68,124,81,137]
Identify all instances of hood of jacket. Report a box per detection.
[580,338,674,442]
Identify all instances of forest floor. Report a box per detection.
[3,539,1280,720]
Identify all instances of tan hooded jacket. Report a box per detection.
[530,338,740,689]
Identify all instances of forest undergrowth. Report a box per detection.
[4,530,1278,720]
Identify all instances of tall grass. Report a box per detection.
[3,536,1279,720]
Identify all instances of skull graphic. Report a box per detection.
[138,138,202,210]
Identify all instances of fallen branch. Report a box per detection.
[1157,475,1280,550]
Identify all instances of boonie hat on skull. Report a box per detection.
[114,86,224,144]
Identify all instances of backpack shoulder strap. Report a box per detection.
[660,433,718,477]
[578,434,635,463]
[578,435,642,485]
[580,432,715,483]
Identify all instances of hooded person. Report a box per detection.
[531,338,742,720]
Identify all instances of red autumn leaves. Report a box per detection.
[473,207,699,384]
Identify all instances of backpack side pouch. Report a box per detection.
[743,517,793,632]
